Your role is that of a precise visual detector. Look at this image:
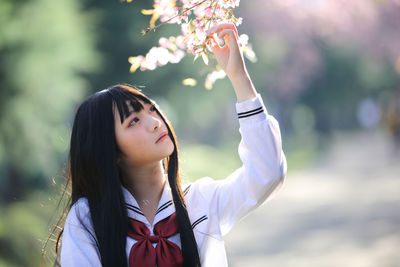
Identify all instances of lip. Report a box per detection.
[156,131,169,143]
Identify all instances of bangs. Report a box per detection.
[108,87,153,124]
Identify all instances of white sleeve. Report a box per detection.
[60,198,102,267]
[198,93,287,236]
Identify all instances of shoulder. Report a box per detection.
[63,197,97,243]
[183,176,221,205]
[65,197,92,227]
[60,198,100,265]
[183,176,219,191]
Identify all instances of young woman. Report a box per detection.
[55,23,287,267]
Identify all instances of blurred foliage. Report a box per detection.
[298,42,399,134]
[179,138,242,183]
[0,190,52,266]
[0,0,101,201]
[0,0,100,264]
[1,0,400,266]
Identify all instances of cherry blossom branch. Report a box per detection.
[127,0,256,90]
[141,0,209,35]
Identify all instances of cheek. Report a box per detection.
[118,132,150,160]
[119,133,142,152]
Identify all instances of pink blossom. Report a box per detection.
[128,0,257,89]
[205,69,227,90]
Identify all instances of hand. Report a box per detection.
[206,23,248,81]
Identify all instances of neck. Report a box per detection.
[120,160,167,207]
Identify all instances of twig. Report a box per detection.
[142,0,210,35]
[206,0,218,31]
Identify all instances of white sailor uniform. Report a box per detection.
[60,92,287,266]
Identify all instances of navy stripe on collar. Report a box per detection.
[126,204,144,216]
[183,184,191,196]
[191,215,208,229]
[155,200,173,215]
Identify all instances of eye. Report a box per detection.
[128,117,139,127]
[128,105,155,127]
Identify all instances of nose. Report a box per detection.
[150,116,162,131]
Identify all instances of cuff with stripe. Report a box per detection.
[235,93,268,124]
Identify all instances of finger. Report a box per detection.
[207,35,221,48]
[208,35,221,48]
[207,35,219,50]
[207,35,224,54]
[217,29,239,46]
[207,36,230,62]
[206,23,239,40]
[208,23,239,40]
[207,23,237,35]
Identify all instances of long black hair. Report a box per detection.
[47,84,201,266]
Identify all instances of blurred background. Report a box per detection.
[0,0,399,266]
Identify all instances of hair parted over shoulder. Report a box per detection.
[44,84,201,267]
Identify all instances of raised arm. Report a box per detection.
[200,23,287,236]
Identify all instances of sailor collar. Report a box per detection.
[121,174,188,228]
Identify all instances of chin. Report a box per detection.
[167,146,175,156]
[167,142,175,155]
[158,146,174,160]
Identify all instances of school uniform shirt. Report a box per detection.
[60,92,287,267]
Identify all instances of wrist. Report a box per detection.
[229,73,257,102]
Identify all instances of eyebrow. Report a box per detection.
[122,103,153,124]
[122,111,138,125]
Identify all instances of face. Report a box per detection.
[114,99,175,168]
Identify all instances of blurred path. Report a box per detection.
[224,130,400,267]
